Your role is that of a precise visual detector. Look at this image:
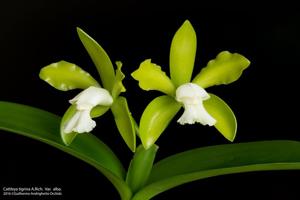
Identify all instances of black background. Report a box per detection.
[1,1,300,199]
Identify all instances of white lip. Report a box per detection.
[64,86,113,134]
[175,83,216,126]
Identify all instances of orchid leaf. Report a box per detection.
[39,60,99,91]
[139,95,181,149]
[132,140,300,200]
[77,28,116,91]
[0,101,131,200]
[204,94,237,142]
[170,20,197,86]
[111,96,136,152]
[131,59,175,96]
[193,51,250,88]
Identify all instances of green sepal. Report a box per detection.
[77,27,116,91]
[126,144,158,193]
[193,51,250,88]
[39,60,99,91]
[204,94,237,142]
[111,96,136,152]
[131,59,175,96]
[139,95,181,149]
[170,20,197,86]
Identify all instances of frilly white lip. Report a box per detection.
[175,83,216,126]
[64,86,113,134]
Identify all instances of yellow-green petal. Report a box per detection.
[170,20,197,86]
[60,105,78,145]
[203,94,237,142]
[139,95,181,149]
[77,27,116,91]
[90,105,110,118]
[193,51,250,88]
[39,60,99,91]
[111,61,126,99]
[111,96,136,152]
[131,59,175,96]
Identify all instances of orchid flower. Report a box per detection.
[39,28,136,152]
[132,20,250,149]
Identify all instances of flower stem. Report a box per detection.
[126,144,159,194]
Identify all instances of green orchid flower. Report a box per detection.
[132,20,250,149]
[39,28,136,152]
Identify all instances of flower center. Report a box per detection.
[175,83,216,126]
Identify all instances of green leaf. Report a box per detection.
[111,96,136,152]
[170,20,197,87]
[0,101,131,200]
[132,140,300,200]
[139,95,181,149]
[204,94,237,142]
[193,51,250,88]
[77,28,116,91]
[111,61,126,99]
[126,144,158,194]
[131,59,175,96]
[39,60,99,91]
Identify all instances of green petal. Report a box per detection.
[39,60,99,91]
[90,105,110,118]
[131,59,175,96]
[139,95,181,149]
[111,96,136,152]
[193,51,250,88]
[126,144,158,193]
[203,94,237,142]
[60,105,78,145]
[111,61,126,99]
[170,20,197,86]
[77,28,116,91]
[60,105,110,146]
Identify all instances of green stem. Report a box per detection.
[126,144,159,195]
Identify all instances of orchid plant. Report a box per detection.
[1,20,300,200]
